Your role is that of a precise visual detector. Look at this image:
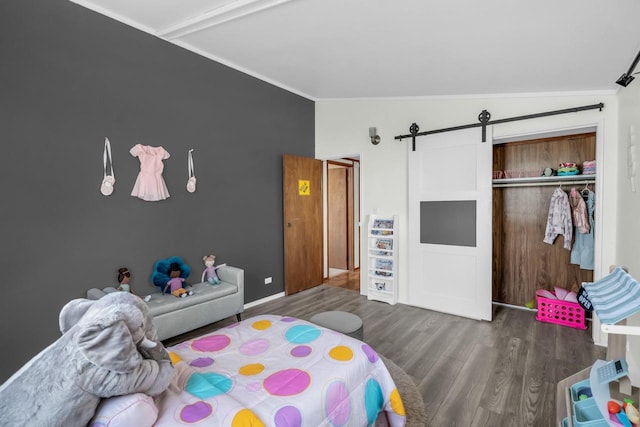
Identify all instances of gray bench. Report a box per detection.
[87,265,244,341]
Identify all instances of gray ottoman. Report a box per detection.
[310,311,364,341]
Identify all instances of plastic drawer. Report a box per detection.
[573,398,607,426]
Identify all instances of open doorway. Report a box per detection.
[324,157,361,292]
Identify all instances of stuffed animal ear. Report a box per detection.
[59,299,96,334]
[76,320,141,373]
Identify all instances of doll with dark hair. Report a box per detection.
[117,268,133,293]
[163,263,193,298]
[151,256,191,295]
[117,267,151,302]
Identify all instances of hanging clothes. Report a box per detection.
[130,144,171,201]
[568,187,590,234]
[571,190,595,270]
[543,187,573,250]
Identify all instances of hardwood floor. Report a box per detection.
[164,285,605,427]
[323,269,360,291]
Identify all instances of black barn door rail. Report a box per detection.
[395,103,605,151]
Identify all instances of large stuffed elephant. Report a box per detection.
[0,292,174,427]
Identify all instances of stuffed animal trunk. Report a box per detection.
[0,292,174,427]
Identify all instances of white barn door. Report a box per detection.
[408,127,493,321]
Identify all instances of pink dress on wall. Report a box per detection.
[130,144,170,201]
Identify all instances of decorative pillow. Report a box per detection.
[582,267,640,324]
[88,393,158,427]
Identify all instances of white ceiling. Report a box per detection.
[71,0,640,100]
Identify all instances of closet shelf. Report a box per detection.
[493,174,596,188]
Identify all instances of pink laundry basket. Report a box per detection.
[536,294,586,329]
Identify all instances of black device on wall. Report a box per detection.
[616,49,640,87]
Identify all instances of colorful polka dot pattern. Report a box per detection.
[190,357,214,368]
[239,363,265,376]
[232,409,266,427]
[390,388,406,416]
[240,338,270,356]
[264,369,311,396]
[284,324,321,344]
[168,351,181,365]
[191,334,230,352]
[180,401,213,423]
[324,380,351,425]
[328,345,353,362]
[290,345,312,357]
[186,372,233,399]
[274,405,302,427]
[155,315,405,426]
[364,378,385,425]
[252,319,272,330]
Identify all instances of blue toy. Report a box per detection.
[151,256,191,294]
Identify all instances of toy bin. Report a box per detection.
[570,379,593,403]
[572,398,607,426]
[536,293,586,329]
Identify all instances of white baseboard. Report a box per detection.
[492,301,537,312]
[244,292,285,309]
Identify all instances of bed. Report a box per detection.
[91,314,406,426]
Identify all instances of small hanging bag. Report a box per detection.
[100,137,115,196]
[186,149,196,193]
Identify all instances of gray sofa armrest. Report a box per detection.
[86,288,107,300]
[216,265,244,295]
[86,287,119,300]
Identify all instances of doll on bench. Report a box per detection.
[163,263,193,298]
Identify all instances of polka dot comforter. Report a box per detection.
[155,315,406,426]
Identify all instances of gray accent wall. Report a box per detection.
[0,0,314,382]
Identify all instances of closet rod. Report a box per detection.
[493,180,594,188]
[395,102,604,150]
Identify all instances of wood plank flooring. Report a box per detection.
[323,269,361,291]
[164,285,605,427]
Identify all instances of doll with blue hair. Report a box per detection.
[151,256,193,298]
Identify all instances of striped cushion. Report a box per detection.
[582,267,640,324]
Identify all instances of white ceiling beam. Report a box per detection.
[157,0,297,40]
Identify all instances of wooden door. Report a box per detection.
[328,166,349,270]
[408,127,493,321]
[283,154,323,295]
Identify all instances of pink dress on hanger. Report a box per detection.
[130,144,170,201]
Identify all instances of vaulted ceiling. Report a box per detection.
[70,0,640,100]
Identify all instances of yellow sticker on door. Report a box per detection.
[298,180,310,196]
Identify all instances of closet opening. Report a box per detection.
[492,128,599,310]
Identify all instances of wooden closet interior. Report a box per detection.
[492,132,596,306]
